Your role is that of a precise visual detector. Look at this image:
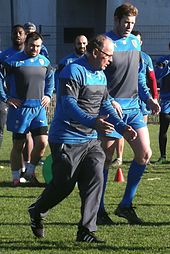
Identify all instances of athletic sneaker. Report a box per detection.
[114,204,143,225]
[28,205,45,238]
[76,227,105,243]
[97,210,114,225]
[112,158,122,166]
[24,172,42,187]
[156,157,167,164]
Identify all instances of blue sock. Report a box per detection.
[98,167,109,213]
[120,160,146,207]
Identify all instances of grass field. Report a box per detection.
[0,124,170,254]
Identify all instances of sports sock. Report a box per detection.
[119,160,146,207]
[98,167,109,213]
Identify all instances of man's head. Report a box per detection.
[24,22,37,34]
[24,32,43,57]
[131,30,142,45]
[114,3,138,38]
[74,35,88,56]
[86,34,113,70]
[11,25,26,48]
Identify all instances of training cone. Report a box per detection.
[114,167,125,182]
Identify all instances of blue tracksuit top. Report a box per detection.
[155,55,170,113]
[48,55,127,144]
[104,31,150,112]
[0,51,54,106]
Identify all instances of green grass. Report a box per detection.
[0,125,170,254]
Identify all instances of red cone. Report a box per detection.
[114,168,125,182]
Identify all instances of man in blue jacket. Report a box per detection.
[0,32,54,186]
[28,34,137,243]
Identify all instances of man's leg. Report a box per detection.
[77,140,105,242]
[112,137,124,166]
[158,112,170,162]
[97,137,115,225]
[25,127,48,184]
[10,133,26,186]
[0,101,8,148]
[115,126,152,224]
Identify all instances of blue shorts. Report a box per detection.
[104,109,146,139]
[7,106,48,134]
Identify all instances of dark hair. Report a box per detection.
[25,31,43,44]
[86,34,109,54]
[114,3,138,20]
[131,30,142,39]
[11,24,25,33]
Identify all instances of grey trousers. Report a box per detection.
[34,139,105,232]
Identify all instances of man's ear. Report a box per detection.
[93,48,98,58]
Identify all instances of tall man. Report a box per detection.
[0,25,26,149]
[97,3,160,225]
[0,32,54,186]
[28,34,137,243]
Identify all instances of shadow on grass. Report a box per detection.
[0,181,46,188]
[0,239,170,252]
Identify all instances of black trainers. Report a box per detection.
[76,227,105,243]
[24,172,44,187]
[97,210,114,225]
[114,204,143,225]
[28,205,45,238]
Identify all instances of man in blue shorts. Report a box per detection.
[0,24,26,150]
[131,30,158,122]
[27,34,137,243]
[0,32,54,186]
[97,3,160,225]
[155,43,170,164]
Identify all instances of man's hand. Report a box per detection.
[94,115,115,134]
[111,100,123,118]
[6,98,22,108]
[123,125,137,141]
[147,98,160,115]
[41,96,51,107]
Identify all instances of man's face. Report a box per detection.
[11,27,26,46]
[115,15,136,38]
[24,37,42,57]
[95,39,113,70]
[75,36,88,56]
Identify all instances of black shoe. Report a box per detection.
[97,210,114,225]
[24,173,44,187]
[114,204,143,225]
[76,227,105,243]
[28,205,45,238]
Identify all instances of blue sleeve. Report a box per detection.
[62,95,97,128]
[100,98,127,134]
[138,60,151,102]
[44,66,54,98]
[0,72,8,102]
[155,56,170,80]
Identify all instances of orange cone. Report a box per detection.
[114,167,125,182]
